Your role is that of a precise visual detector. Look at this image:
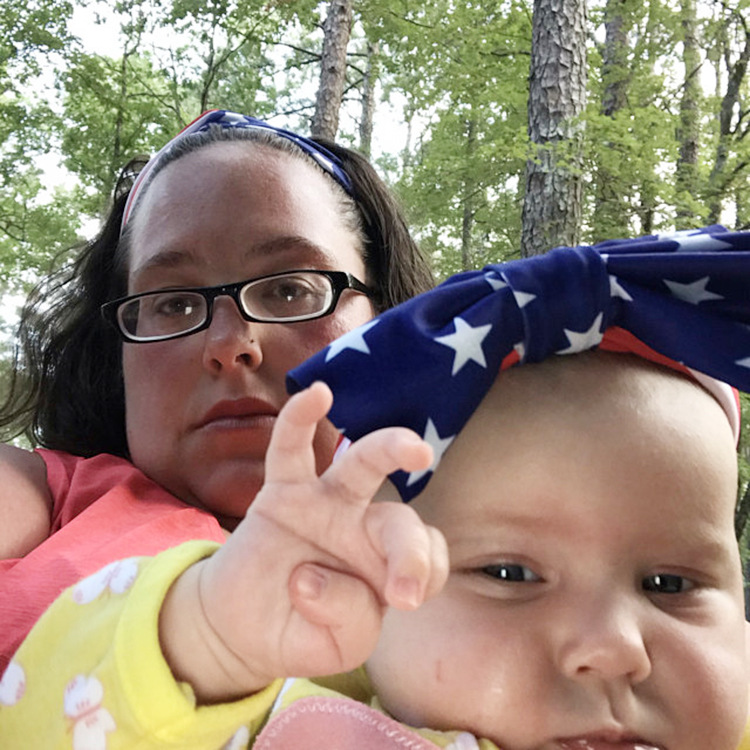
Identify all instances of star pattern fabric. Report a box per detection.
[288,225,750,501]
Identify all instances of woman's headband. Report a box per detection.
[288,225,750,502]
[120,109,353,232]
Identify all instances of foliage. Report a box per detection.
[2,0,749,282]
[737,391,750,544]
[361,0,532,275]
[0,0,748,570]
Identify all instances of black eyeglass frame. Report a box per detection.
[100,269,373,343]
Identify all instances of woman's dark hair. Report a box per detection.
[312,137,433,311]
[0,135,433,457]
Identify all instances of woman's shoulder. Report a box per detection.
[0,444,51,559]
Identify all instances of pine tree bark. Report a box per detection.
[460,118,477,271]
[675,0,701,226]
[359,41,379,157]
[311,0,353,141]
[707,18,750,225]
[592,0,629,241]
[521,0,587,257]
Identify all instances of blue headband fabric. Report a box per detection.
[287,225,750,501]
[121,109,353,231]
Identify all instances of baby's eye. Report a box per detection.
[481,563,541,583]
[642,573,694,594]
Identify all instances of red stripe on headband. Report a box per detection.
[599,326,694,376]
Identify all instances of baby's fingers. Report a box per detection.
[265,382,333,484]
[288,563,384,673]
[323,427,433,507]
[366,503,449,610]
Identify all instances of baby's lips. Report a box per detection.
[557,740,661,750]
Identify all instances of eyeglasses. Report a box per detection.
[101,269,373,343]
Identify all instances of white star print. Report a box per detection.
[737,357,750,369]
[484,271,507,291]
[435,317,492,375]
[324,320,379,362]
[609,275,633,301]
[512,288,537,308]
[659,230,733,252]
[664,277,723,305]
[556,312,605,354]
[406,419,455,486]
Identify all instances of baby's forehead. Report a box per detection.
[445,351,737,491]
[482,351,724,421]
[413,352,738,531]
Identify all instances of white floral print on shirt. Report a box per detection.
[64,674,116,750]
[72,559,139,605]
[0,660,25,707]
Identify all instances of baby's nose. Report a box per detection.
[554,591,652,685]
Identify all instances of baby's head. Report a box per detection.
[367,351,747,750]
[288,227,750,748]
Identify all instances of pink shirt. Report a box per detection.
[0,450,225,672]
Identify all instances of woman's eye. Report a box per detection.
[152,294,199,317]
[276,282,311,300]
[481,563,541,583]
[642,574,694,594]
[265,278,315,300]
[264,280,320,309]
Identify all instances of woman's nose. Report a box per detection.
[201,296,263,372]
[555,591,652,685]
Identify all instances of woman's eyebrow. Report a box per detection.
[132,237,338,280]
[250,236,338,266]
[130,248,202,278]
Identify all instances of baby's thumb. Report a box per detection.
[289,563,385,669]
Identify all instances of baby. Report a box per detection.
[2,227,749,750]
[151,344,747,750]
[367,351,747,750]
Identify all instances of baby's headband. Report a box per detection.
[288,226,750,502]
[120,109,353,232]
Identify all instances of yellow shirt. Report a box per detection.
[1,541,748,750]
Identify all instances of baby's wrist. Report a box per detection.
[159,558,272,703]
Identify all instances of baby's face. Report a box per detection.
[367,354,747,750]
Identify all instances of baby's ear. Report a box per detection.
[373,477,403,505]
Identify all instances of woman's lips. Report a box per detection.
[195,398,279,430]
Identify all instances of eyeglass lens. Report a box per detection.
[118,272,337,339]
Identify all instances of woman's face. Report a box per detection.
[122,143,375,528]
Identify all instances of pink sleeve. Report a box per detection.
[34,449,75,528]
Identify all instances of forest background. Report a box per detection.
[2,0,750,585]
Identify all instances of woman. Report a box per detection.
[0,110,433,669]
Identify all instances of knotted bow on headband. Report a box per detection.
[121,109,353,231]
[288,225,750,502]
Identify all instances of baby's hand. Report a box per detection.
[190,382,448,697]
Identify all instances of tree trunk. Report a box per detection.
[600,0,628,118]
[737,481,750,543]
[675,0,701,226]
[707,17,750,225]
[521,0,588,257]
[358,41,379,157]
[460,118,477,270]
[311,0,353,140]
[592,0,629,241]
[735,182,750,231]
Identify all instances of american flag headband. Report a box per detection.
[120,109,353,233]
[288,226,750,502]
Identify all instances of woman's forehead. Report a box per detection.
[125,143,361,280]
[133,141,334,215]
